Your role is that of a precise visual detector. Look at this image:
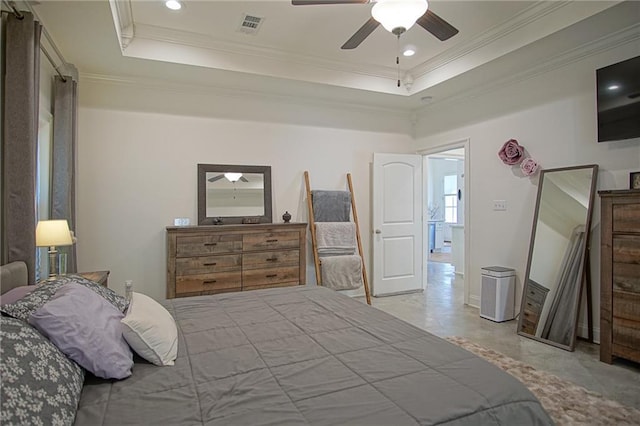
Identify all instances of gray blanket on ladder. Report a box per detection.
[316,222,356,257]
[321,255,363,290]
[312,190,351,222]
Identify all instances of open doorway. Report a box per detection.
[422,141,469,304]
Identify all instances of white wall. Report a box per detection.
[413,43,640,341]
[76,80,412,300]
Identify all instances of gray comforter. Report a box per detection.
[75,286,553,425]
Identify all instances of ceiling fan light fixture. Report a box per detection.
[371,0,428,34]
[224,172,243,182]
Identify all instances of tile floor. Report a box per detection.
[368,261,640,409]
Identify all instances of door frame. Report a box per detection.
[418,138,471,305]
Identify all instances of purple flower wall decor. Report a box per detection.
[520,157,539,176]
[498,139,525,165]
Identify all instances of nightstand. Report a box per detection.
[79,271,110,288]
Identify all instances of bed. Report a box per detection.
[1,261,553,425]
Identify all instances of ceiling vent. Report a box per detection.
[238,14,264,35]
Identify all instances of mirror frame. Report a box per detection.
[517,164,598,351]
[197,164,272,225]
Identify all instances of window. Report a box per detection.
[443,174,457,224]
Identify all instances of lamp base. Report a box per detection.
[47,247,59,279]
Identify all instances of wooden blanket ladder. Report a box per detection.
[304,171,371,305]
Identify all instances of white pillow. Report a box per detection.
[121,292,178,366]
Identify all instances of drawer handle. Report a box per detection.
[266,274,278,278]
[204,242,217,247]
[203,262,217,266]
[203,280,217,284]
[266,257,278,262]
[266,239,278,243]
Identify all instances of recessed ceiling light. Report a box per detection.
[165,0,182,11]
[608,84,620,91]
[402,46,416,56]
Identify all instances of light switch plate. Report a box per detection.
[493,200,507,211]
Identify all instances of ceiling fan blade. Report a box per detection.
[416,9,459,41]
[292,0,368,5]
[208,174,225,183]
[240,176,249,183]
[341,17,379,50]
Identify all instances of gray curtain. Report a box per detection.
[52,75,78,273]
[1,12,42,284]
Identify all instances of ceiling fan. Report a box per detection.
[291,0,458,49]
[208,173,249,183]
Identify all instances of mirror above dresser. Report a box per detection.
[197,164,272,225]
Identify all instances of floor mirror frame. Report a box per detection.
[517,164,599,351]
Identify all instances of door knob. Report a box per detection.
[375,229,382,234]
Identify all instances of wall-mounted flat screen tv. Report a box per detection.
[596,55,640,142]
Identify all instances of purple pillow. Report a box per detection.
[28,283,133,380]
[0,285,35,306]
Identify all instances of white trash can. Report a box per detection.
[480,266,516,322]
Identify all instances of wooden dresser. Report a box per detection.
[166,223,306,298]
[599,189,640,364]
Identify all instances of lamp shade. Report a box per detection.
[371,0,428,33]
[36,220,73,247]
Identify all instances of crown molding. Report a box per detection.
[130,23,397,81]
[410,1,570,78]
[79,72,413,118]
[109,0,134,49]
[416,23,640,114]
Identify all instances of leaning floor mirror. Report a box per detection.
[518,164,598,351]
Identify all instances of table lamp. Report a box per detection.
[36,219,73,279]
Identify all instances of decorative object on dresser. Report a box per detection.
[197,164,272,225]
[35,219,73,279]
[599,189,640,364]
[166,223,306,298]
[518,165,598,351]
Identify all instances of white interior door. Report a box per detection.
[372,153,423,296]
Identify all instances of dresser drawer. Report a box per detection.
[243,231,300,252]
[612,317,640,361]
[613,203,640,233]
[176,270,242,295]
[520,318,537,335]
[243,250,299,270]
[524,284,548,305]
[522,306,542,324]
[176,254,241,275]
[613,290,640,322]
[613,236,640,294]
[176,234,242,257]
[242,266,300,289]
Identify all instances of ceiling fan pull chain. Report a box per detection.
[396,34,400,87]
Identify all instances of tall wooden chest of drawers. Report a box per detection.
[599,189,640,364]
[167,223,306,298]
[519,279,549,335]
